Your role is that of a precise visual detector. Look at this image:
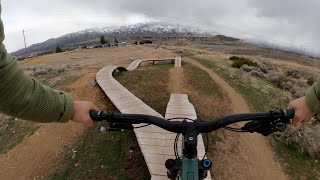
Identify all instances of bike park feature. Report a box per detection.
[96,56,210,179]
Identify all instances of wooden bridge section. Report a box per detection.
[96,57,210,179]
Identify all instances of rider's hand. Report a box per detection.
[70,101,99,127]
[288,96,316,126]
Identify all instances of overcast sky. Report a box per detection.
[2,0,320,56]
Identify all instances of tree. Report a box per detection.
[114,37,119,44]
[100,36,106,44]
[55,46,63,53]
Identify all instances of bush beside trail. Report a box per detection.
[228,56,320,158]
[229,56,314,99]
[25,64,69,77]
[229,56,258,68]
[283,123,320,159]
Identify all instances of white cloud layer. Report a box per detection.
[2,0,320,56]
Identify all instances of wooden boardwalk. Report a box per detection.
[174,56,181,67]
[96,57,210,179]
[127,58,176,70]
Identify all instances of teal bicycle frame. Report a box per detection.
[166,131,211,180]
[166,146,205,180]
[181,155,199,179]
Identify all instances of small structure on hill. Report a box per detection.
[139,39,153,44]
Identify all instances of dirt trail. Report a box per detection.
[184,58,288,180]
[0,73,103,179]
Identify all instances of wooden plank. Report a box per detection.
[164,94,212,179]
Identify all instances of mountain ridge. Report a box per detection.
[11,22,217,57]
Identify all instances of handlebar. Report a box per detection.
[90,109,294,135]
[90,111,183,132]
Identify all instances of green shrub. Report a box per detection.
[229,56,241,61]
[114,37,119,44]
[286,70,300,79]
[100,36,106,44]
[229,56,258,68]
[55,46,63,53]
[232,61,245,68]
[307,77,316,86]
[176,49,195,57]
[230,56,258,68]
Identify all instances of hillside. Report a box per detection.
[11,23,217,58]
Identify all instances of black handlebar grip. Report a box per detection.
[90,111,99,121]
[285,109,295,119]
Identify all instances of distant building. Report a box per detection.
[119,42,127,46]
[139,39,153,44]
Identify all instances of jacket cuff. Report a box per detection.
[58,92,74,122]
[306,84,320,113]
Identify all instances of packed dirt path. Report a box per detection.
[0,123,84,179]
[184,57,288,180]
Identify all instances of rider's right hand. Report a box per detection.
[70,101,99,127]
[288,96,316,126]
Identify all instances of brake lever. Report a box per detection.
[241,109,293,136]
[242,119,288,136]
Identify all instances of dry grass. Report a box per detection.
[231,48,320,68]
[192,54,291,111]
[0,115,39,154]
[115,63,173,115]
[183,62,229,119]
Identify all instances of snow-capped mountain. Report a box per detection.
[67,23,216,37]
[11,23,217,57]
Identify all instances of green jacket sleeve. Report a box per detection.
[0,6,74,123]
[306,77,320,113]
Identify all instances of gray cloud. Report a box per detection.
[2,0,320,56]
[249,0,320,53]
